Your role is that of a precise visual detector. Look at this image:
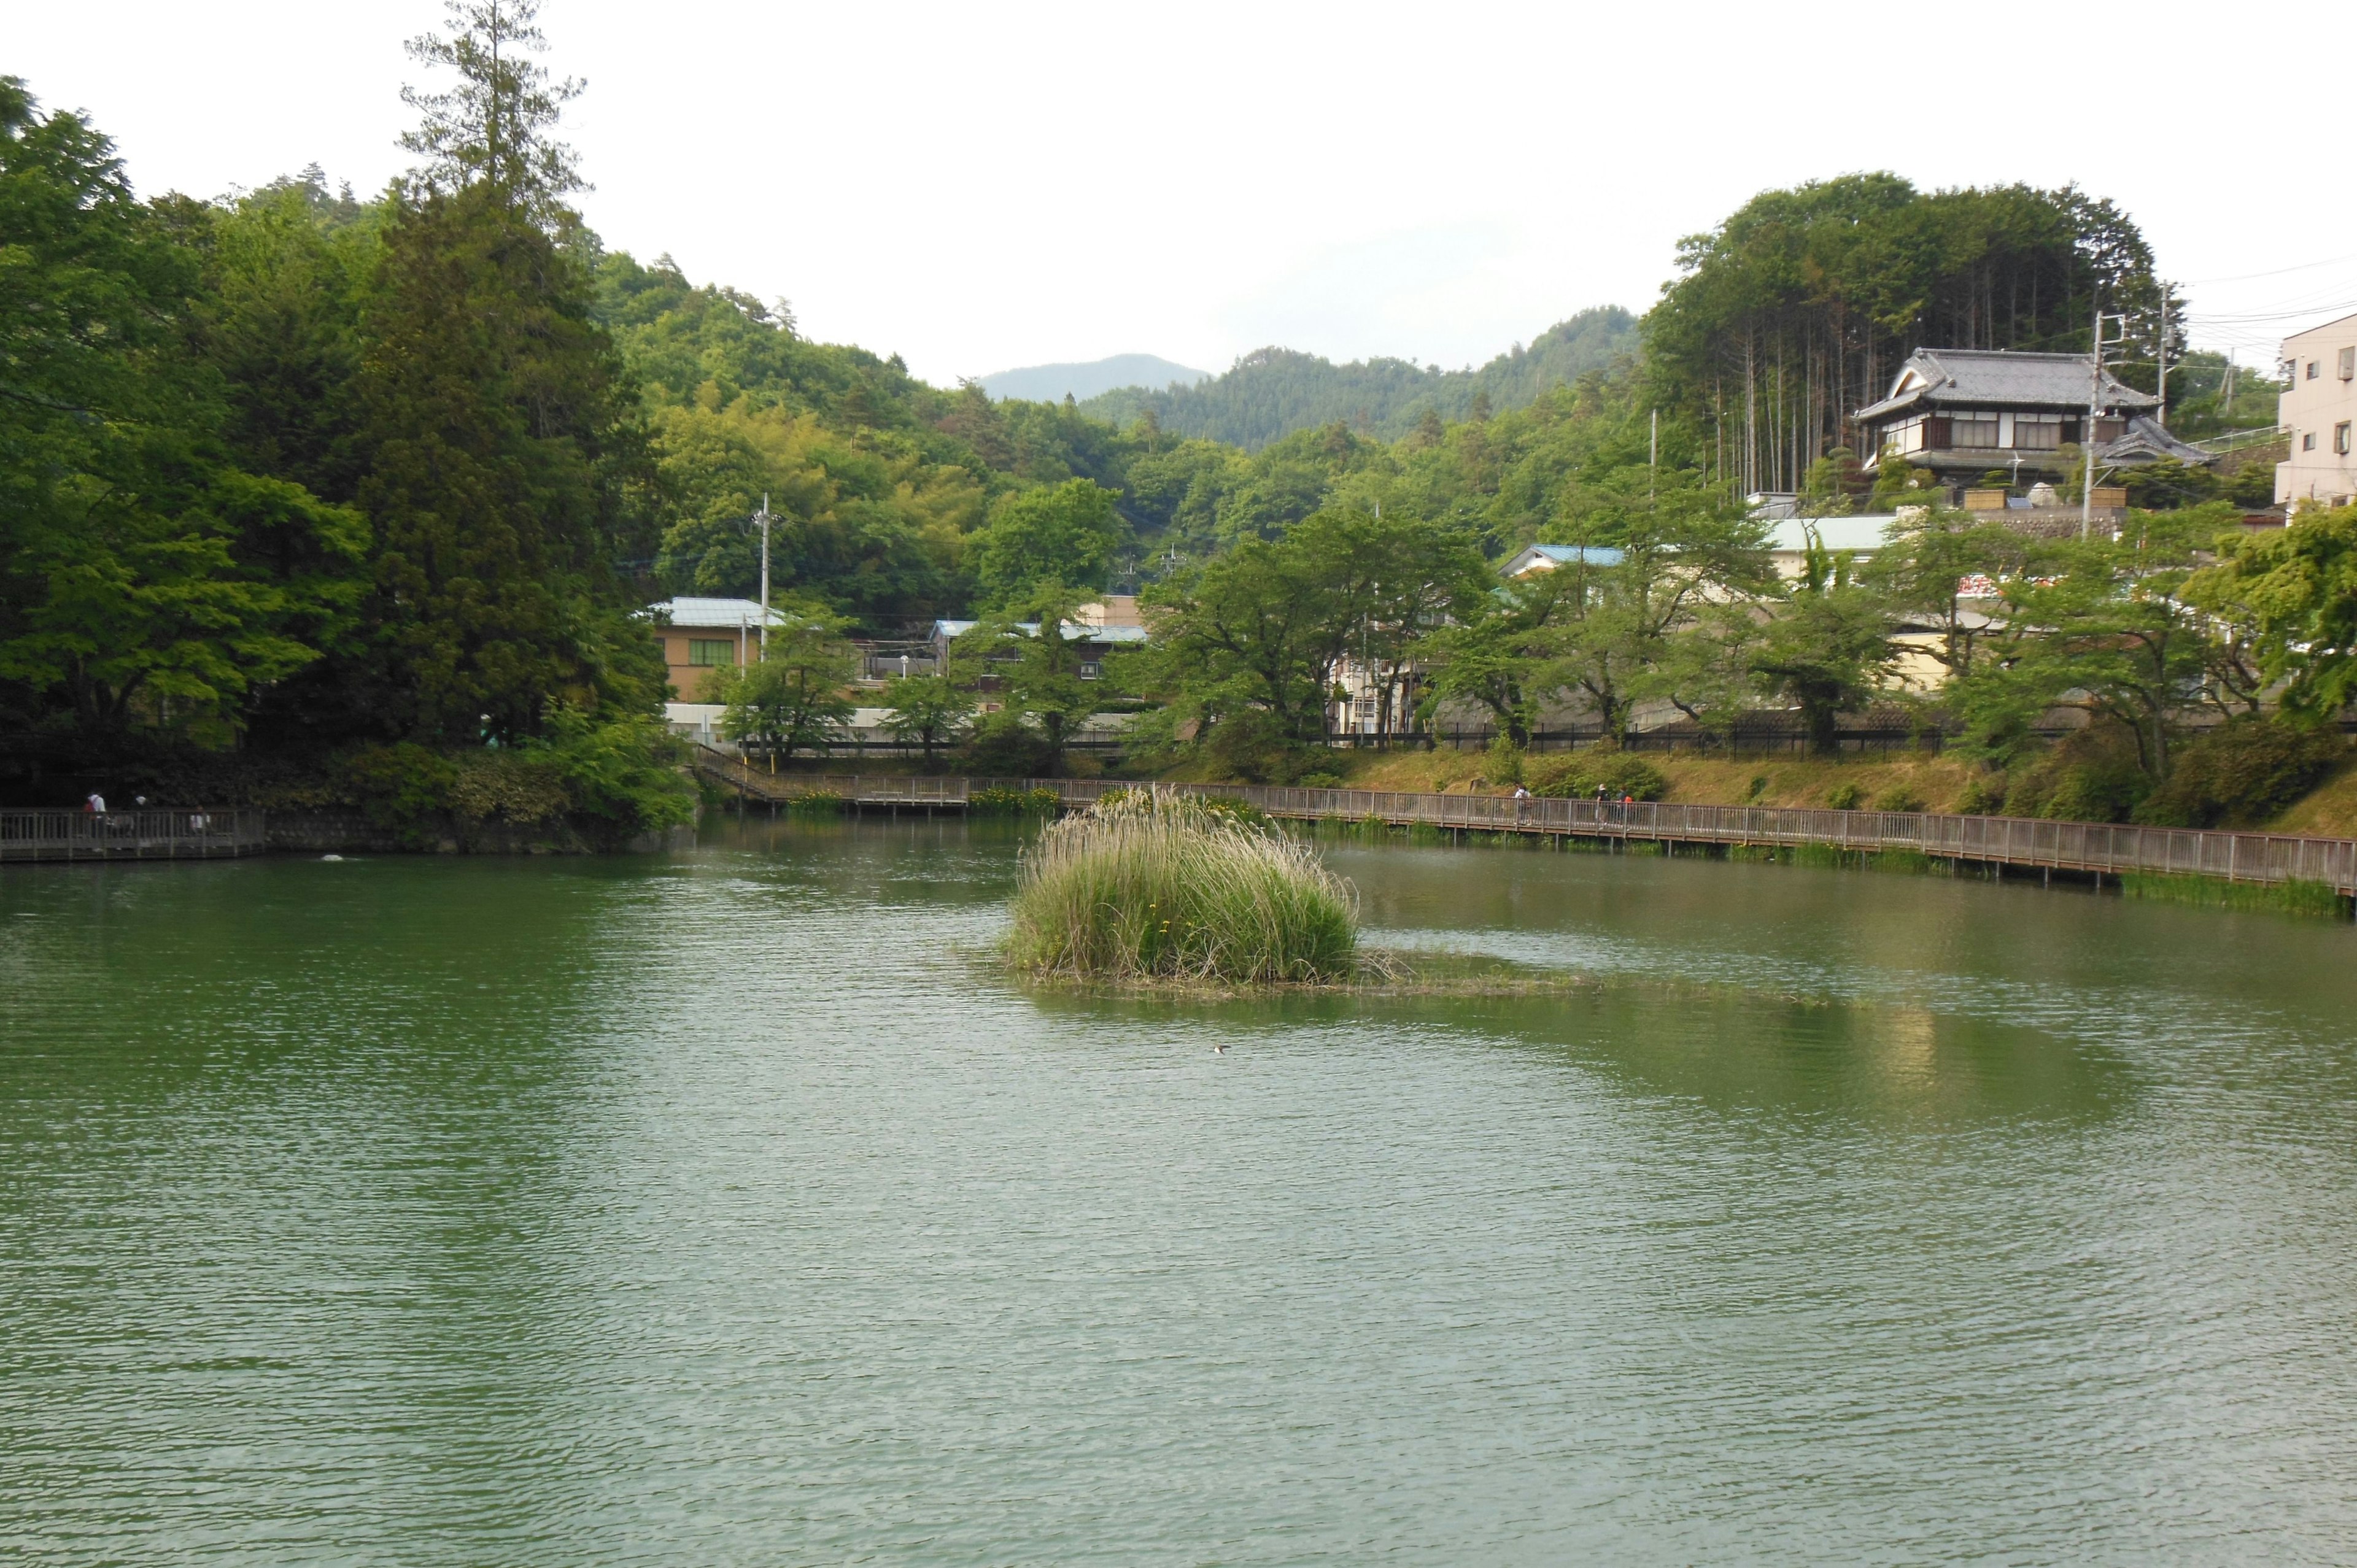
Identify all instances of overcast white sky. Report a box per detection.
[17,1,2356,386]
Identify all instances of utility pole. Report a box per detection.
[754,493,772,657]
[2156,291,2171,428]
[2084,304,2128,539]
[1649,409,1658,500]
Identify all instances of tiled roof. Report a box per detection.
[1856,349,2158,422]
[2096,415,2214,466]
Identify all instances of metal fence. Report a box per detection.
[0,808,269,862]
[1185,787,2357,894]
[697,760,2357,895]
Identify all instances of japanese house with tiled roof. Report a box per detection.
[1854,348,2209,482]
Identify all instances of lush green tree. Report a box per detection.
[951,584,1096,762]
[2162,350,2286,440]
[966,479,1125,608]
[1951,512,2223,779]
[1525,474,1775,741]
[880,673,973,766]
[2186,501,2357,719]
[1861,511,2036,684]
[196,173,381,506]
[1334,512,1488,746]
[1746,527,1897,754]
[714,618,857,757]
[1134,515,1362,759]
[0,78,368,747]
[1414,573,1568,747]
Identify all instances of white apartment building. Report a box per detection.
[2278,311,2357,509]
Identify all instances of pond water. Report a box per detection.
[5,821,2356,1564]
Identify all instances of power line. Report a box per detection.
[2181,250,2357,287]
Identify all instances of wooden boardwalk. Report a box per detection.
[691,749,2357,897]
[1,808,269,863]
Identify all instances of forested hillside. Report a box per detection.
[1080,307,1637,449]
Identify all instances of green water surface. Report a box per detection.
[4,821,2355,1563]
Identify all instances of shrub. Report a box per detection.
[445,751,571,825]
[961,712,1056,778]
[784,790,845,817]
[1484,735,1524,787]
[971,786,1062,816]
[343,743,462,830]
[1295,771,1344,789]
[1203,708,1318,784]
[527,707,696,835]
[1198,794,1268,827]
[1956,776,2006,816]
[1825,781,1865,809]
[2000,728,2150,823]
[1747,774,1770,801]
[2133,721,2348,828]
[1005,790,1358,981]
[1873,786,1926,812]
[1525,749,1667,801]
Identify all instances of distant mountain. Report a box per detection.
[980,353,1213,404]
[1080,307,1638,450]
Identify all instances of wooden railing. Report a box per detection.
[691,752,2357,895]
[0,808,268,862]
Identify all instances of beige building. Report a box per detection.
[2278,311,2357,509]
[646,597,788,701]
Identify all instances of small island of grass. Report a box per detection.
[1005,790,1358,983]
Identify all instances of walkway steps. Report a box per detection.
[690,749,2357,897]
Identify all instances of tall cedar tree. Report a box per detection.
[355,184,658,742]
[347,0,662,743]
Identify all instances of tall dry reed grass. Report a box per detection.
[1004,789,1358,981]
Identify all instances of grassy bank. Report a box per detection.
[1317,747,1984,812]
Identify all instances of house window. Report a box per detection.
[2308,361,2321,379]
[1078,660,1103,680]
[2010,414,2062,450]
[1949,414,2000,447]
[2337,422,2353,456]
[2303,432,2318,451]
[2341,347,2355,380]
[687,638,735,666]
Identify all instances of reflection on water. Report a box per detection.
[3,821,2355,1564]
